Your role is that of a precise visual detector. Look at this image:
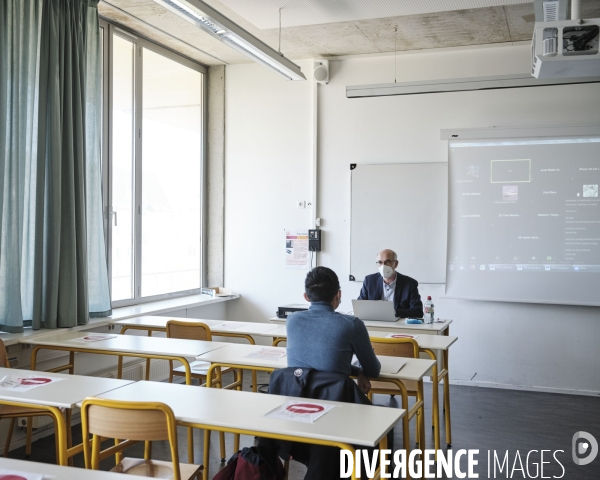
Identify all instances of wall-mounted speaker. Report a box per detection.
[313,59,329,84]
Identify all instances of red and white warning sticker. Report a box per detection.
[264,400,334,423]
[69,334,117,343]
[0,375,64,392]
[0,471,44,480]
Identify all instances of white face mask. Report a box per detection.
[378,265,395,279]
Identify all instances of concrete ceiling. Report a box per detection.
[98,0,600,66]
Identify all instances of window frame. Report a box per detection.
[100,20,208,308]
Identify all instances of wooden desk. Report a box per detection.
[0,367,132,465]
[19,331,228,386]
[195,343,434,457]
[0,458,155,479]
[90,380,404,480]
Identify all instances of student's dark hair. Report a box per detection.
[305,266,340,303]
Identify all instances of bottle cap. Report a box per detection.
[427,296,432,300]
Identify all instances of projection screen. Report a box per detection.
[445,127,600,306]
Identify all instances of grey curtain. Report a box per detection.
[0,0,111,333]
[0,0,42,333]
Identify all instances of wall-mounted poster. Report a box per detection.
[284,230,309,269]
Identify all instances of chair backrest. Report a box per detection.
[81,398,181,478]
[86,404,170,441]
[166,320,212,341]
[370,337,419,359]
[0,339,10,368]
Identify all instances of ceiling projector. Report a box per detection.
[532,0,600,78]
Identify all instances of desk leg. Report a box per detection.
[54,410,68,466]
[66,409,73,466]
[30,346,41,370]
[220,431,226,463]
[69,351,75,374]
[183,360,192,386]
[25,418,33,457]
[145,331,153,381]
[43,406,68,466]
[203,429,211,480]
[117,355,123,379]
[431,363,440,457]
[443,348,452,447]
[417,380,425,452]
[400,389,411,460]
[423,349,440,456]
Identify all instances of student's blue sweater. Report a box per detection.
[286,301,381,378]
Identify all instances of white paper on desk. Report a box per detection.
[0,375,65,392]
[265,401,334,423]
[241,323,281,333]
[0,469,45,480]
[378,357,407,374]
[385,333,419,339]
[211,321,247,331]
[243,348,286,361]
[69,334,117,343]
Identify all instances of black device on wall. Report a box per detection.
[309,229,322,251]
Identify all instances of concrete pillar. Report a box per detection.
[206,65,225,287]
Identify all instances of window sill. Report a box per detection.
[0,293,240,346]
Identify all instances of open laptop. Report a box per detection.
[351,299,399,322]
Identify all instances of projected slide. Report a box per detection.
[446,136,600,306]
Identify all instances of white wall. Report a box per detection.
[224,60,314,323]
[224,45,600,394]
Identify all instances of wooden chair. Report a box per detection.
[0,339,59,460]
[80,397,201,480]
[369,337,420,397]
[165,320,240,390]
[369,337,423,451]
[166,320,242,462]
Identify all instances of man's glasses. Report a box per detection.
[376,260,395,266]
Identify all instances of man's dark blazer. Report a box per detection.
[358,271,423,318]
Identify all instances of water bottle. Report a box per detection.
[424,296,434,323]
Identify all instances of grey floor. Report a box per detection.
[5,372,600,479]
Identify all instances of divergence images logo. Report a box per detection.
[572,431,598,466]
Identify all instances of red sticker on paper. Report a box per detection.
[19,377,52,386]
[0,475,28,480]
[286,403,325,414]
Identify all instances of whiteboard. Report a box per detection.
[350,163,448,284]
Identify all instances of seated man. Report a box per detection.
[279,266,381,480]
[358,248,423,318]
[287,266,381,388]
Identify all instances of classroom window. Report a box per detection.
[105,26,205,307]
[140,49,202,297]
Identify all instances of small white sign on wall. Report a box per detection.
[284,229,309,269]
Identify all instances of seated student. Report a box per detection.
[277,266,381,480]
[358,248,423,318]
[287,266,381,388]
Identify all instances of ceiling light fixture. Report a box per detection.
[151,0,306,81]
